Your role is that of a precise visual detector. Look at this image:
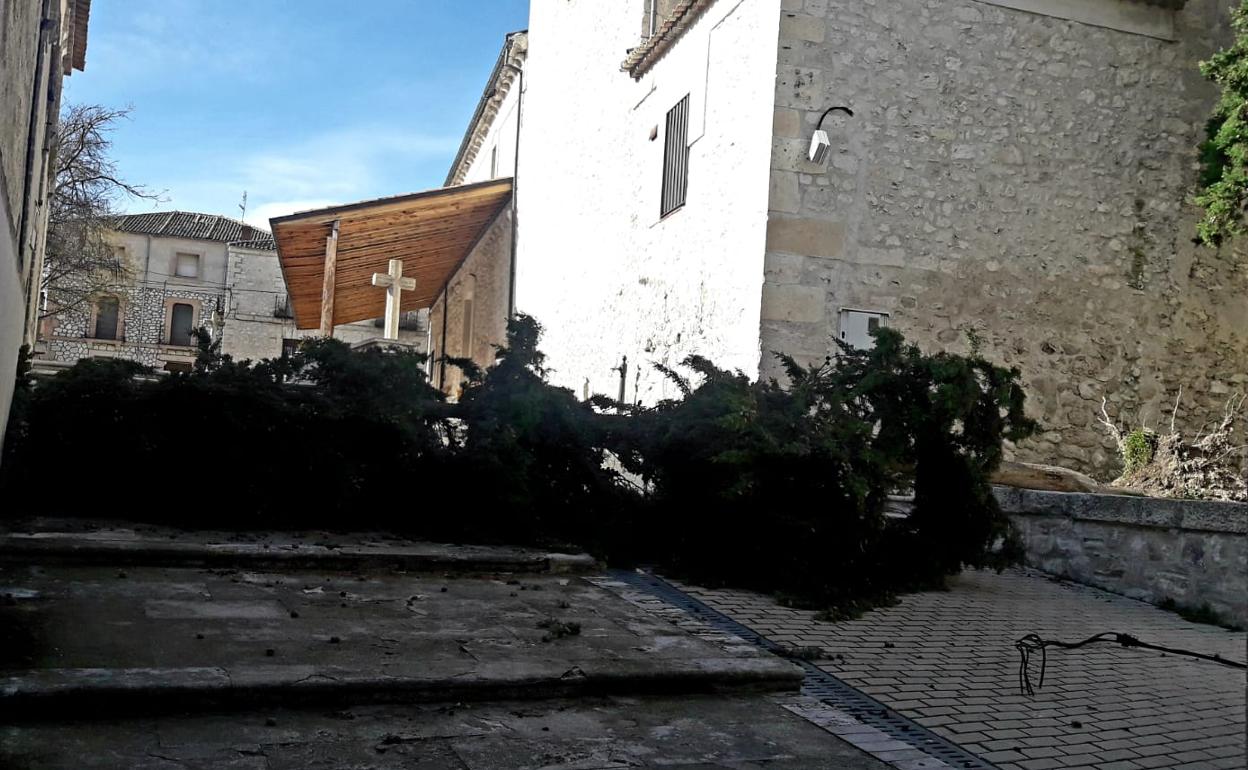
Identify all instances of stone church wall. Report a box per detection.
[764,0,1246,477]
[429,209,512,398]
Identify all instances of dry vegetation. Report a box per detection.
[1098,392,1247,503]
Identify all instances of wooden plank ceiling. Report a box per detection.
[271,178,513,330]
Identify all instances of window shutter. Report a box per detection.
[95,298,120,340]
[170,303,194,346]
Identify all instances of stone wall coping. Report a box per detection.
[994,486,1248,535]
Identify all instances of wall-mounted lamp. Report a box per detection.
[808,106,854,163]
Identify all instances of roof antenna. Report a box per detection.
[238,190,248,222]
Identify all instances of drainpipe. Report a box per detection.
[502,58,524,319]
[437,289,449,391]
[17,1,54,277]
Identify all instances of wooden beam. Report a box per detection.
[319,220,340,336]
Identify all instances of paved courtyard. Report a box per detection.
[680,568,1247,770]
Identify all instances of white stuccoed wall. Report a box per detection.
[516,0,780,404]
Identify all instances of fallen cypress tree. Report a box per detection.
[2,315,1036,609]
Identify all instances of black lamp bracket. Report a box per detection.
[815,106,855,131]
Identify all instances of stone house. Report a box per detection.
[1,0,92,452]
[432,0,1245,476]
[38,212,425,372]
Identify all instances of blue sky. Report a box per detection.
[67,0,530,228]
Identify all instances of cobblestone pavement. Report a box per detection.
[679,568,1247,770]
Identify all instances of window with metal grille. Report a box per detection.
[661,94,690,218]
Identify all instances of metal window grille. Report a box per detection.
[661,94,690,218]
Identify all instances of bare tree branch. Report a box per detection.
[41,104,166,319]
[1169,384,1182,436]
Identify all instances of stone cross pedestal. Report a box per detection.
[371,259,416,340]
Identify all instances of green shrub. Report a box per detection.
[1122,428,1157,474]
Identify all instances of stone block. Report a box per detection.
[769,171,801,214]
[766,216,845,259]
[763,252,805,285]
[760,283,825,323]
[773,108,801,139]
[775,67,823,110]
[772,137,828,174]
[780,13,826,43]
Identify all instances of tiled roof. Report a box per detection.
[113,211,275,250]
[622,0,716,79]
[230,237,279,251]
[70,0,91,72]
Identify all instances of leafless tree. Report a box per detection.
[41,104,162,318]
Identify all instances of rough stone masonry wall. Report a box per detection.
[429,209,512,397]
[998,486,1248,627]
[43,276,224,369]
[765,0,1247,478]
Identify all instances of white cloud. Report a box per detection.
[236,126,459,226]
[245,200,337,228]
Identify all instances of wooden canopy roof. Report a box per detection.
[271,178,513,330]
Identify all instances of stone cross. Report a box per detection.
[371,258,416,340]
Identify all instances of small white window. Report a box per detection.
[175,252,200,279]
[838,309,889,350]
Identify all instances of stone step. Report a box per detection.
[0,563,802,721]
[0,521,596,574]
[1,657,802,720]
[1,695,890,769]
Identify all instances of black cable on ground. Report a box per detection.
[1015,632,1247,696]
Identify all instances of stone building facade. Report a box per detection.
[1,0,91,453]
[38,212,425,372]
[444,0,1244,477]
[762,0,1245,473]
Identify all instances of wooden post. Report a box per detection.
[319,220,340,336]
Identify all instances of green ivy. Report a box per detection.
[1196,0,1248,246]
